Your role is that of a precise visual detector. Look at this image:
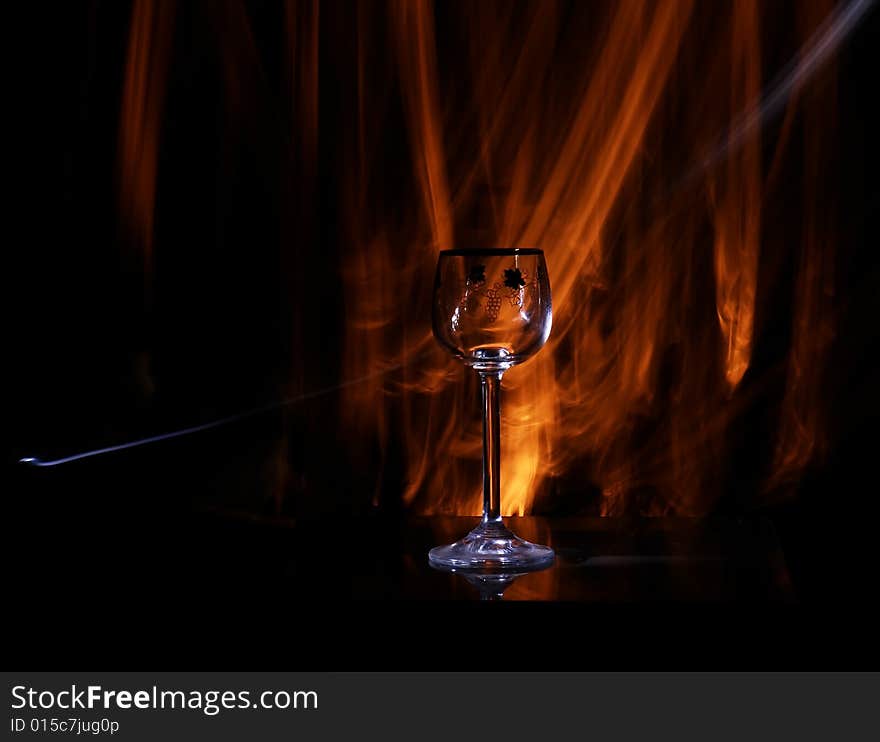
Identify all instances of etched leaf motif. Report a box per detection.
[468,264,486,284]
[503,267,525,289]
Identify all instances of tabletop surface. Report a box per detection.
[188,510,795,602]
[13,412,795,604]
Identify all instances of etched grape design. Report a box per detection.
[485,288,502,320]
[455,265,539,321]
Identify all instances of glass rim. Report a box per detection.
[438,247,543,257]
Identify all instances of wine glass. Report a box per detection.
[429,248,555,570]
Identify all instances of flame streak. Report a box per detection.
[694,0,875,178]
[711,0,761,389]
[391,0,454,253]
[118,0,175,266]
[772,0,840,486]
[333,0,852,516]
[108,0,858,514]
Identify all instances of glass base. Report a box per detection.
[428,520,555,571]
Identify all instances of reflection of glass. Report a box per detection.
[429,248,554,571]
[461,571,526,601]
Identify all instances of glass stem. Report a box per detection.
[480,370,503,525]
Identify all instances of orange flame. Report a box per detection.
[771,0,838,488]
[336,0,841,517]
[710,0,761,390]
[118,0,175,267]
[115,1,840,516]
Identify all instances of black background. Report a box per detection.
[8,1,880,668]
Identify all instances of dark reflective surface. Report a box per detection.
[11,409,794,604]
[12,410,873,669]
[361,515,794,602]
